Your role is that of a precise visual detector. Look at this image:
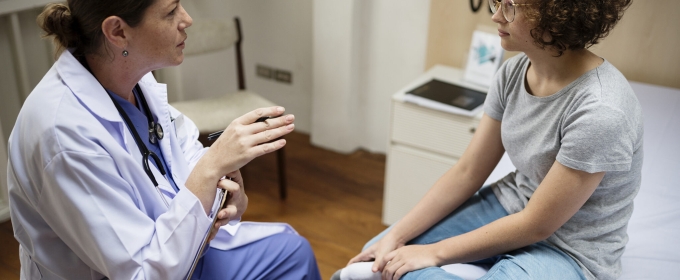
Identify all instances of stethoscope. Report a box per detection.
[104,84,170,207]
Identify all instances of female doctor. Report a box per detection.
[7,0,321,279]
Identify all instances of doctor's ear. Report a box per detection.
[101,16,130,53]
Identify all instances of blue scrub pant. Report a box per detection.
[192,232,321,280]
[364,186,586,280]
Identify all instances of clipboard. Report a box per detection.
[185,188,229,279]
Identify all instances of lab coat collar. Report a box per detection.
[55,50,121,123]
[55,51,169,126]
[55,50,179,179]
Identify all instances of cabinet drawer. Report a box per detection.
[391,101,480,158]
[383,144,457,225]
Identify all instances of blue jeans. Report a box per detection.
[364,186,586,280]
[192,232,321,280]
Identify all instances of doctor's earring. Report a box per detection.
[122,50,129,57]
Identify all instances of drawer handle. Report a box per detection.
[469,127,476,134]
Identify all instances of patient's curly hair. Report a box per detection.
[525,0,633,56]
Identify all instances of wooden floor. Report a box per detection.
[0,131,388,279]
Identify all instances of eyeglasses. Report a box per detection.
[488,0,533,23]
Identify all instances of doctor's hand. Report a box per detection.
[209,106,294,175]
[189,107,287,216]
[208,170,248,242]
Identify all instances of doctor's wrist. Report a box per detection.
[186,161,227,213]
[193,155,227,184]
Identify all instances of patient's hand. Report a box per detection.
[381,244,440,280]
[348,236,403,274]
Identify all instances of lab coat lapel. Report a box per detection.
[55,50,133,155]
[138,76,191,187]
[54,51,171,213]
[55,50,122,124]
[137,76,173,168]
[56,51,179,197]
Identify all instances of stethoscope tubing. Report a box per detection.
[104,85,170,207]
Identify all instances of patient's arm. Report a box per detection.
[354,114,605,280]
[381,160,604,279]
[434,161,604,262]
[350,114,506,270]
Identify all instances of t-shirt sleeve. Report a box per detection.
[484,57,516,121]
[557,104,635,173]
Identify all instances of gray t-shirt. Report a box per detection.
[484,54,643,280]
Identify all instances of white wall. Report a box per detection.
[1,5,53,223]
[174,0,314,134]
[310,1,360,152]
[0,118,9,222]
[360,0,431,153]
[311,0,430,153]
[178,0,430,153]
[0,16,23,144]
[1,0,431,155]
[0,8,52,145]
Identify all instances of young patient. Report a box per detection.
[335,0,640,279]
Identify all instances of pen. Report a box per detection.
[207,116,273,142]
[207,130,223,142]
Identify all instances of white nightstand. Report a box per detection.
[382,65,488,225]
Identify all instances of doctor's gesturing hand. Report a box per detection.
[186,106,295,215]
[209,106,293,173]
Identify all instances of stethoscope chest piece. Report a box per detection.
[149,122,164,144]
[155,122,164,140]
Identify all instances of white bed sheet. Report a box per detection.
[618,82,680,279]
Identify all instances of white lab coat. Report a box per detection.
[7,50,293,279]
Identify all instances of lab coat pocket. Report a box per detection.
[172,112,187,140]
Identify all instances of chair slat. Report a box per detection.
[183,19,238,56]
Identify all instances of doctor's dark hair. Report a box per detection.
[37,0,155,58]
[525,0,633,56]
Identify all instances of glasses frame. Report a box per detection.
[489,0,533,23]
